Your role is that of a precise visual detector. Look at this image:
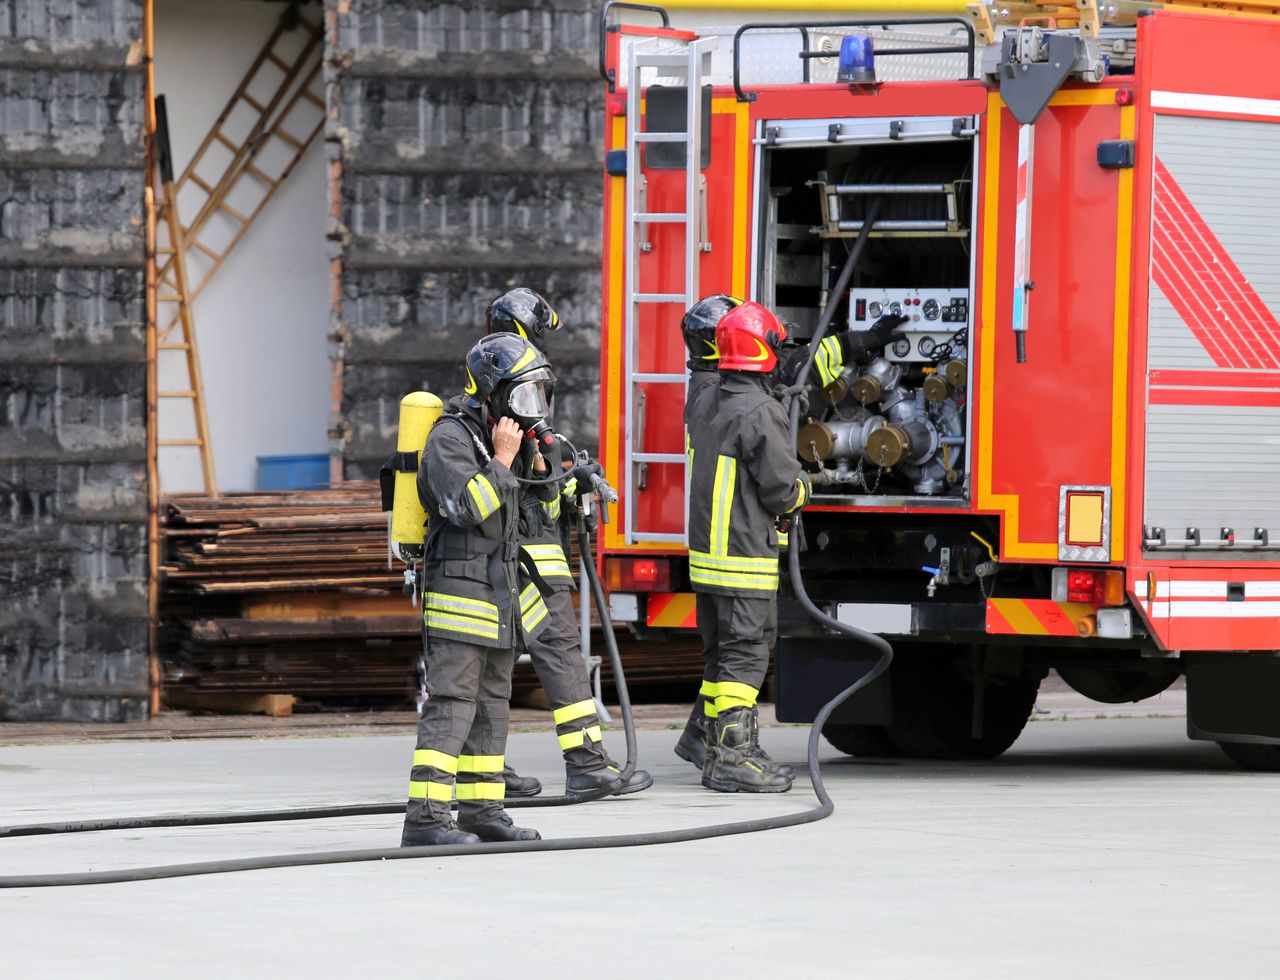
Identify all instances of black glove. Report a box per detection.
[572,460,604,490]
[869,312,910,346]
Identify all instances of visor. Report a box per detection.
[505,372,554,420]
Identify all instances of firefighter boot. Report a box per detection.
[673,701,709,769]
[702,706,793,794]
[503,766,542,798]
[565,762,654,799]
[401,821,481,847]
[744,710,794,778]
[458,810,541,842]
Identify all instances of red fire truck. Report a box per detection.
[593,2,1280,767]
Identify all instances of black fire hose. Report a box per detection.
[0,216,893,886]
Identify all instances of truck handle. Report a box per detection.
[733,17,977,103]
[598,2,671,91]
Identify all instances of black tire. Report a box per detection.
[1057,664,1179,704]
[1217,741,1280,772]
[885,648,1040,760]
[822,723,901,758]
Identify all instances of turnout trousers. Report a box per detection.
[523,589,609,776]
[405,635,515,830]
[695,592,777,718]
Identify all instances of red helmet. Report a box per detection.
[715,302,787,373]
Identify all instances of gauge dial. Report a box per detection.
[867,301,883,318]
[889,302,903,316]
[922,298,940,321]
[917,336,936,357]
[891,337,912,358]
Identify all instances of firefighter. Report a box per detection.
[486,287,653,799]
[400,333,557,846]
[687,301,811,793]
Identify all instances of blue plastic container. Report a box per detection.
[256,454,330,491]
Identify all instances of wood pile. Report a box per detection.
[158,483,703,713]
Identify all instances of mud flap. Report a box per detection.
[1186,654,1280,746]
[773,637,891,726]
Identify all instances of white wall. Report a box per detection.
[155,0,330,494]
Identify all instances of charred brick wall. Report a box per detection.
[326,0,604,478]
[0,0,150,720]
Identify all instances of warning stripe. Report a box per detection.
[1151,158,1280,371]
[646,592,698,629]
[986,599,1095,637]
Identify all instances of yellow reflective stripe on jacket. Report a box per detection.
[559,725,603,750]
[553,698,596,725]
[423,612,500,641]
[709,455,737,556]
[408,779,453,802]
[424,592,499,622]
[457,754,504,773]
[689,550,780,590]
[815,335,845,387]
[788,478,808,513]
[412,749,459,774]
[466,473,501,520]
[689,551,778,574]
[542,493,561,521]
[454,781,505,801]
[524,543,572,579]
[777,530,790,549]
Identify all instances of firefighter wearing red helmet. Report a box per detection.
[485,287,652,801]
[686,301,811,793]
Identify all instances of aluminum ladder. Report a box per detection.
[621,34,716,545]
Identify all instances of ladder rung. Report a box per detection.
[243,163,277,186]
[273,128,304,149]
[157,294,183,302]
[634,212,690,223]
[158,439,204,447]
[633,373,686,383]
[158,390,196,398]
[633,132,686,144]
[633,453,686,464]
[191,239,220,259]
[299,88,325,109]
[632,532,687,544]
[633,293,687,303]
[155,247,176,255]
[190,173,214,193]
[242,94,266,113]
[634,54,694,69]
[265,52,289,70]
[158,343,191,350]
[218,201,248,223]
[213,130,238,150]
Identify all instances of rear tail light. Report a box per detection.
[1051,567,1126,605]
[604,556,673,593]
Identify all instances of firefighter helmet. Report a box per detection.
[464,334,556,430]
[715,302,787,374]
[486,287,562,341]
[681,294,743,367]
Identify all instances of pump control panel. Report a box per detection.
[848,288,970,363]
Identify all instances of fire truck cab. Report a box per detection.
[595,2,1280,767]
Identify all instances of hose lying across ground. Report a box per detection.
[0,221,891,887]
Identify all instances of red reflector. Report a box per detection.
[1066,569,1098,604]
[605,556,673,592]
[1115,88,1134,106]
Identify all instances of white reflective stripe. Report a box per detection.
[1168,601,1280,618]
[1139,581,1280,599]
[1151,91,1280,119]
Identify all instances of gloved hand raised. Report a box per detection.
[869,312,910,346]
[572,460,604,487]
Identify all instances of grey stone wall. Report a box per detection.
[0,0,150,721]
[326,0,605,478]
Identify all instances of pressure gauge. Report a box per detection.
[868,301,883,318]
[922,298,940,321]
[917,336,937,358]
[891,337,912,358]
[889,301,903,316]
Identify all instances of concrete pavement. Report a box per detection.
[2,717,1277,979]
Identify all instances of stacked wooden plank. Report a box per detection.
[158,483,703,712]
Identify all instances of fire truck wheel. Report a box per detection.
[821,724,901,758]
[884,648,1040,761]
[1216,741,1280,772]
[1056,663,1180,704]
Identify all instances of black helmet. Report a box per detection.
[486,287,561,341]
[681,294,743,370]
[464,333,556,429]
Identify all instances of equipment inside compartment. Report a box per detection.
[760,137,975,500]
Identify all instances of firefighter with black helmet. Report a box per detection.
[687,301,811,793]
[486,287,653,799]
[400,333,558,846]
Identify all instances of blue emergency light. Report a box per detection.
[837,34,876,84]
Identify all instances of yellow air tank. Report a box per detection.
[390,391,443,564]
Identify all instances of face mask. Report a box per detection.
[498,368,555,428]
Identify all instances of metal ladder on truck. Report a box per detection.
[621,34,716,545]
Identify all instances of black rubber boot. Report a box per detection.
[702,706,793,794]
[503,766,542,798]
[674,704,709,769]
[400,822,482,847]
[565,763,654,799]
[750,742,795,779]
[458,811,541,842]
[603,758,653,796]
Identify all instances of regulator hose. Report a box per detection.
[0,218,893,887]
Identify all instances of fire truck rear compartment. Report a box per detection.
[760,136,975,502]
